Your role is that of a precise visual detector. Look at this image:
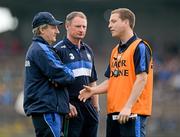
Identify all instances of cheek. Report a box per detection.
[48,31,55,39]
[69,29,76,34]
[116,24,123,31]
[47,33,52,38]
[83,28,87,33]
[115,23,120,28]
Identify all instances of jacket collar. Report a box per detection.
[32,36,50,46]
[64,37,85,50]
[118,33,138,53]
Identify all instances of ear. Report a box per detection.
[124,19,129,26]
[65,23,69,30]
[39,27,44,34]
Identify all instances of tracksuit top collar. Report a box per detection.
[32,36,50,47]
[118,33,138,53]
[63,37,86,50]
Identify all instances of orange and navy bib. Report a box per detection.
[107,39,153,115]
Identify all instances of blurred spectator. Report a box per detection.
[0,39,5,55]
[11,37,23,55]
[0,84,12,105]
[171,73,180,90]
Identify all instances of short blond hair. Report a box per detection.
[111,8,135,29]
[65,11,87,24]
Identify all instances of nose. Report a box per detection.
[80,26,86,32]
[57,29,60,34]
[81,27,84,31]
[55,26,60,34]
[108,23,111,29]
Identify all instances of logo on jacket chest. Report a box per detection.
[68,52,92,61]
[25,60,30,67]
[69,53,75,60]
[87,53,92,61]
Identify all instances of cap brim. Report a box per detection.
[50,20,63,26]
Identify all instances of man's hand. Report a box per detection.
[118,107,131,124]
[68,103,77,118]
[78,85,94,102]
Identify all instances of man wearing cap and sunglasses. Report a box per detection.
[23,12,75,137]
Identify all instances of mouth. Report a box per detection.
[110,30,115,34]
[78,33,85,37]
[78,32,84,35]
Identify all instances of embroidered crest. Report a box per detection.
[25,60,30,67]
[87,53,92,61]
[61,45,66,48]
[69,53,75,60]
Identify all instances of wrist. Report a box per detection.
[125,103,133,109]
[93,105,100,112]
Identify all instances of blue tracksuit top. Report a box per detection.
[24,36,75,116]
[54,37,97,100]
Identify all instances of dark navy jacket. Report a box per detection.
[54,38,97,100]
[24,36,75,116]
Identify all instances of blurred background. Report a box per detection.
[0,0,180,137]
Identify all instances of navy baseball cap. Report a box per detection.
[32,12,63,28]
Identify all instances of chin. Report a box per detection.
[53,38,56,42]
[111,34,116,37]
[79,35,85,38]
[76,37,84,40]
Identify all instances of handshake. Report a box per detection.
[78,85,95,102]
[79,80,108,102]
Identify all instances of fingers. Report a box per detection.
[68,104,78,118]
[78,96,87,102]
[83,85,92,91]
[69,110,77,118]
[79,88,86,94]
[118,114,129,124]
[78,85,92,102]
[78,94,87,102]
[83,85,89,89]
